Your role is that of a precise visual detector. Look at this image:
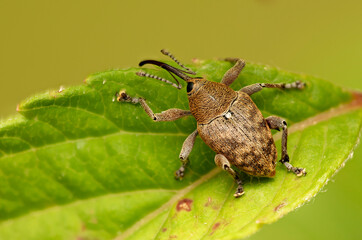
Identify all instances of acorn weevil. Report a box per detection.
[116,50,306,197]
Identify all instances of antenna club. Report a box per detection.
[161,49,168,55]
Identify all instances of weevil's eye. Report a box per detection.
[187,82,194,93]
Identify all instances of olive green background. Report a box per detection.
[0,0,361,239]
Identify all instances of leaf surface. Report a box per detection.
[0,60,360,240]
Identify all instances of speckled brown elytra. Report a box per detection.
[117,50,306,197]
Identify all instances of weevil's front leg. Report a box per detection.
[117,90,191,121]
[215,154,244,198]
[221,58,246,86]
[265,116,306,177]
[175,129,198,180]
[240,81,305,96]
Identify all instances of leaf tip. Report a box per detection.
[351,91,362,108]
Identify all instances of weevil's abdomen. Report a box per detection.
[197,92,277,177]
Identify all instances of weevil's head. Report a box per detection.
[185,78,208,96]
[138,57,237,124]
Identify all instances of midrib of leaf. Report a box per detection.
[116,99,362,239]
[273,92,362,140]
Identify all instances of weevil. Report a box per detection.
[117,50,306,197]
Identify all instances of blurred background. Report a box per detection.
[0,0,361,239]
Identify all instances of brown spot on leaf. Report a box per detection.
[213,222,220,230]
[204,197,212,207]
[352,91,362,107]
[204,197,220,210]
[162,228,167,232]
[176,198,193,212]
[169,235,178,239]
[274,202,287,212]
[210,222,221,235]
[212,205,220,210]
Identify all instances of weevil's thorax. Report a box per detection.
[187,79,237,124]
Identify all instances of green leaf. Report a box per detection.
[0,60,360,240]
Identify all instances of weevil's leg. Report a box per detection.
[117,90,191,121]
[175,129,198,180]
[221,58,246,86]
[215,154,244,198]
[265,116,307,177]
[240,81,305,96]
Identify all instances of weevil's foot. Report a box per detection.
[293,167,307,177]
[116,90,141,104]
[116,90,130,102]
[280,156,306,177]
[174,166,185,180]
[294,80,305,89]
[234,187,245,198]
[285,80,305,90]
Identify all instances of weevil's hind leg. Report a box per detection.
[221,58,246,86]
[215,154,244,198]
[175,129,198,180]
[265,116,307,177]
[240,81,305,96]
[117,90,191,121]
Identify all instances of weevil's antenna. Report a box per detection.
[161,49,196,75]
[136,71,182,89]
[139,60,193,82]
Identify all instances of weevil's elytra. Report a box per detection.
[117,49,307,198]
[197,90,278,177]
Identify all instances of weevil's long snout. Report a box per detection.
[139,60,193,82]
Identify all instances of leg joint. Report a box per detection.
[279,154,290,163]
[223,164,229,170]
[282,120,287,130]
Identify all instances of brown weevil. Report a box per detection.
[117,50,307,198]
